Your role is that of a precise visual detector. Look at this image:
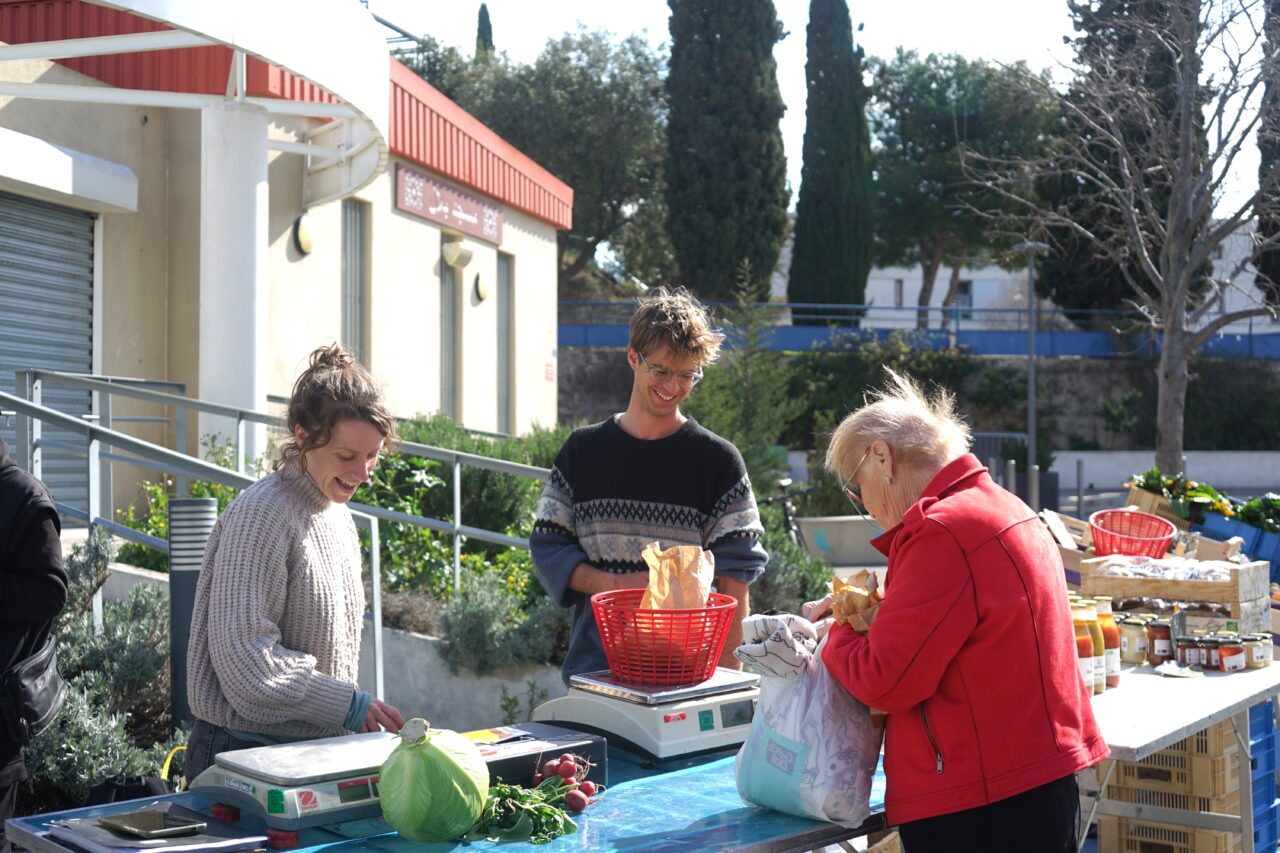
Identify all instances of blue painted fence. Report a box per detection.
[559,302,1280,359]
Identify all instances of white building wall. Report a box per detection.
[499,210,560,432]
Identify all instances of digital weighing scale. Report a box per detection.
[532,666,759,761]
[186,723,609,832]
[187,731,398,831]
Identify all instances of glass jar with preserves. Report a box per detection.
[1071,604,1095,692]
[1079,600,1107,694]
[1199,636,1222,669]
[1096,606,1121,687]
[1119,617,1148,665]
[1145,620,1173,666]
[1176,636,1201,667]
[1244,634,1272,669]
[1219,637,1247,673]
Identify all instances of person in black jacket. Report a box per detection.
[0,436,67,853]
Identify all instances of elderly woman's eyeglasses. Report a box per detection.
[841,448,872,509]
[637,352,703,389]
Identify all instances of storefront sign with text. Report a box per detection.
[395,164,503,244]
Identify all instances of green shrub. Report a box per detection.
[17,529,187,815]
[750,503,833,614]
[782,330,978,450]
[438,568,570,675]
[395,415,571,558]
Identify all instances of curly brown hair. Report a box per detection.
[275,343,397,474]
[628,287,725,366]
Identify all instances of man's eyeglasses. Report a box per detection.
[637,352,703,389]
[841,448,872,510]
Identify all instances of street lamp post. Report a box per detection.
[1012,241,1049,510]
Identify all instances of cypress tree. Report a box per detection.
[476,3,494,61]
[665,0,790,300]
[786,0,871,324]
[1256,0,1280,306]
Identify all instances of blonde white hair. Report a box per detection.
[825,369,971,482]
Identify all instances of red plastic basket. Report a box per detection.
[1088,509,1176,558]
[591,589,738,685]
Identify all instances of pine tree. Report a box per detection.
[683,262,804,484]
[475,3,494,61]
[786,0,871,324]
[665,0,790,300]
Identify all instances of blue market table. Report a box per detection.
[7,751,888,853]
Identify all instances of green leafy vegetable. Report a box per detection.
[379,718,490,842]
[468,776,580,845]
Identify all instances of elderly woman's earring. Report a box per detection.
[885,474,894,485]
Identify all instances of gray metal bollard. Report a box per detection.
[1005,458,1017,495]
[1076,459,1085,518]
[168,498,217,728]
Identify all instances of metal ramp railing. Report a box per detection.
[2,374,552,702]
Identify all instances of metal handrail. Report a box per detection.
[3,377,555,701]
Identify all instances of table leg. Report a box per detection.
[1078,760,1116,853]
[1233,708,1256,852]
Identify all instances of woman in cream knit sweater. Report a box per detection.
[184,345,404,781]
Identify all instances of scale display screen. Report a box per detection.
[337,779,372,804]
[720,698,754,729]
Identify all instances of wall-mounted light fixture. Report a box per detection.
[292,213,313,256]
[441,238,473,268]
[473,272,488,301]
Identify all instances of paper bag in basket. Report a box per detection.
[639,541,714,609]
[622,542,717,671]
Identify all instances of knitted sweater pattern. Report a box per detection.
[186,469,364,738]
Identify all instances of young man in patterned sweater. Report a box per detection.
[531,288,768,684]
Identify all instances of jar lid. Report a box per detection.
[1148,619,1171,628]
[1198,637,1221,646]
[1120,617,1147,626]
[1175,635,1198,643]
[1243,633,1271,642]
[1219,638,1243,647]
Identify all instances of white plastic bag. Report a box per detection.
[734,618,883,827]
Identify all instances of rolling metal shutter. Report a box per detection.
[0,190,95,514]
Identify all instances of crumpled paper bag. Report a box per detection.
[639,541,715,609]
[831,570,882,633]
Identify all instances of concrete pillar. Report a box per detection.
[198,102,269,462]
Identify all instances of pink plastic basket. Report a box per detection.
[591,589,738,685]
[1089,509,1176,558]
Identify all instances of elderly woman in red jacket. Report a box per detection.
[807,370,1107,852]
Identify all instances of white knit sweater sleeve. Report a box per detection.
[203,487,354,729]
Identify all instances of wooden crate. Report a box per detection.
[1043,510,1098,588]
[1126,486,1193,531]
[1080,561,1270,623]
[1098,814,1241,853]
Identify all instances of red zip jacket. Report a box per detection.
[823,454,1107,826]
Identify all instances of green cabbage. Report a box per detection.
[379,718,490,841]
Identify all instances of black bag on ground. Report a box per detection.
[0,634,68,745]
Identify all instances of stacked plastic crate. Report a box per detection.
[1096,702,1280,853]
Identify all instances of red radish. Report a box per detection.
[543,760,560,778]
[564,789,590,812]
[557,761,578,779]
[559,754,575,764]
[531,772,543,786]
[578,780,597,796]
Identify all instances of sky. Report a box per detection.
[372,0,1080,204]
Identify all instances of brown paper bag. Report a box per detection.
[639,541,715,609]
